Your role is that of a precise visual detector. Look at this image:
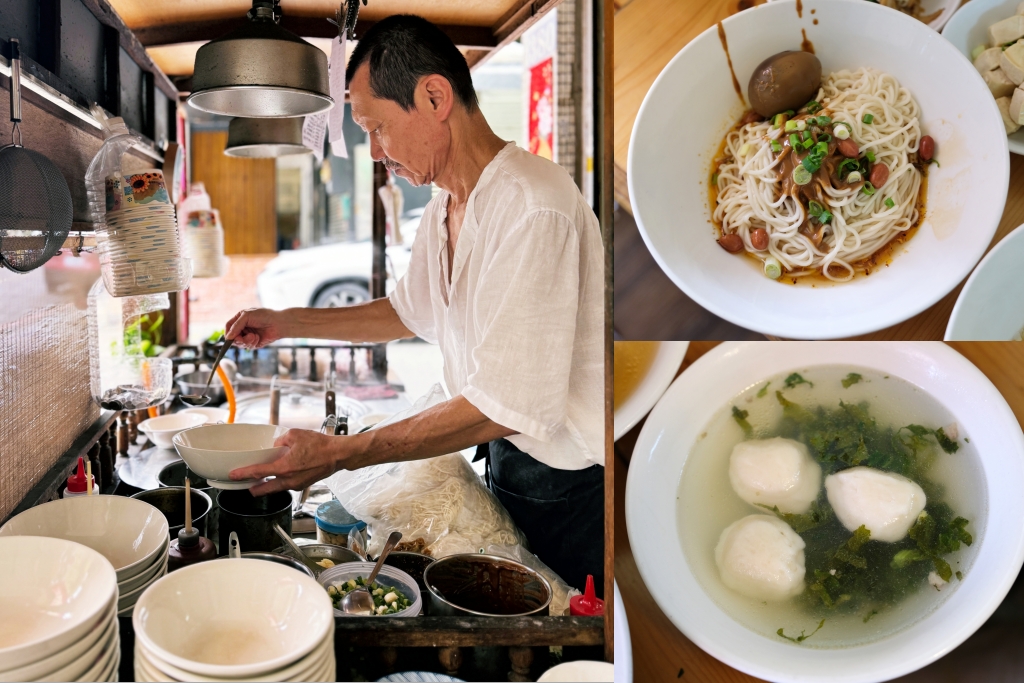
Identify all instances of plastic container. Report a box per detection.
[317,562,422,617]
[63,457,95,498]
[314,499,367,557]
[569,575,604,617]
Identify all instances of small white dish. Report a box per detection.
[133,558,334,678]
[626,342,1024,682]
[943,0,1024,156]
[537,661,615,682]
[613,581,632,683]
[139,413,209,449]
[628,0,1009,339]
[946,223,1024,339]
[172,423,288,489]
[614,342,689,441]
[0,495,169,582]
[178,406,230,424]
[0,537,117,671]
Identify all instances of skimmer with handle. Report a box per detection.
[0,38,72,272]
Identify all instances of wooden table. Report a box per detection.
[615,341,1024,682]
[613,0,1024,340]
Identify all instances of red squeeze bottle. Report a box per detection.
[63,457,91,498]
[570,574,605,616]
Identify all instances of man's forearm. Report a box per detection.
[341,395,517,469]
[281,298,415,343]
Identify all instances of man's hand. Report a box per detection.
[229,429,360,495]
[225,308,289,349]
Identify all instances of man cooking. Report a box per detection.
[225,15,604,595]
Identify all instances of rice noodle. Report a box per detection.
[713,68,924,282]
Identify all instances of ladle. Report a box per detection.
[340,530,402,615]
[180,336,234,406]
[272,522,323,575]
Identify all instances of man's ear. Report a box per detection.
[419,74,455,122]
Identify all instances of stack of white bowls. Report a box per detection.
[184,209,227,278]
[133,559,336,682]
[0,536,120,682]
[99,170,191,296]
[0,495,170,615]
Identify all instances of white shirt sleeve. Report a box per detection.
[388,220,438,344]
[461,210,581,443]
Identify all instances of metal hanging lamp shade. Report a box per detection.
[224,117,312,157]
[188,0,333,118]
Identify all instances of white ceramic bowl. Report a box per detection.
[943,0,1024,155]
[119,550,169,594]
[0,495,169,582]
[133,558,334,678]
[178,406,230,424]
[537,661,615,682]
[0,536,118,671]
[42,614,118,682]
[139,413,209,449]
[946,223,1024,339]
[769,0,961,30]
[318,563,422,618]
[628,0,1010,339]
[172,423,288,489]
[626,342,1024,682]
[614,342,689,441]
[0,600,116,682]
[613,581,632,683]
[118,558,168,612]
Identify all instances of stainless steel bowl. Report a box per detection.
[423,554,552,617]
[174,371,227,406]
[130,487,213,540]
[217,551,315,578]
[271,543,363,577]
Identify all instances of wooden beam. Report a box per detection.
[494,0,566,44]
[102,24,120,115]
[330,616,604,648]
[77,0,179,101]
[37,0,61,76]
[134,16,498,51]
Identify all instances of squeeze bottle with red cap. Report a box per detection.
[569,574,605,616]
[63,457,94,498]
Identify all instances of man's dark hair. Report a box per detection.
[345,15,478,112]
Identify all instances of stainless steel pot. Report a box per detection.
[381,551,435,592]
[130,487,213,540]
[271,542,363,577]
[218,552,314,578]
[158,461,218,545]
[423,554,552,617]
[217,489,292,554]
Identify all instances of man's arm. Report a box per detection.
[226,298,415,348]
[230,395,517,495]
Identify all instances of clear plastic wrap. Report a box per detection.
[325,385,579,615]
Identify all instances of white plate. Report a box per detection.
[946,223,1024,339]
[941,0,1024,156]
[628,0,1010,339]
[614,342,689,441]
[613,581,632,683]
[626,342,1024,682]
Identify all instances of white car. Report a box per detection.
[256,214,419,309]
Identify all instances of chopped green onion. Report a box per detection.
[865,150,876,163]
[808,200,824,217]
[802,154,822,173]
[785,119,799,132]
[764,256,782,280]
[773,114,785,129]
[771,140,782,154]
[793,165,813,185]
[862,182,876,196]
[739,143,751,156]
[802,138,816,151]
[884,197,895,208]
[837,158,860,178]
[805,100,822,114]
[818,133,832,143]
[790,134,802,148]
[795,120,807,131]
[834,124,850,140]
[862,113,874,124]
[800,131,808,141]
[816,116,832,126]
[784,109,795,116]
[815,141,829,156]
[971,45,986,60]
[711,173,718,184]
[847,170,862,183]
[819,209,833,224]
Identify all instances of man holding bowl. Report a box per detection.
[225,15,604,594]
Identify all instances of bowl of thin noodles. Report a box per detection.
[628,0,1009,339]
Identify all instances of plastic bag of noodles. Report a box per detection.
[326,384,580,606]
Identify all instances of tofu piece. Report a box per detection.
[997,96,1022,134]
[825,467,926,543]
[975,46,1004,74]
[715,515,806,601]
[729,437,822,515]
[1011,88,1024,125]
[1001,41,1024,84]
[928,571,948,591]
[984,67,1017,98]
[990,15,1024,46]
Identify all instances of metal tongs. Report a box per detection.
[327,0,367,39]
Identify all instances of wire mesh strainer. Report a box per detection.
[0,38,72,273]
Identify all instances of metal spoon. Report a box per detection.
[180,336,234,406]
[340,530,402,615]
[272,522,323,575]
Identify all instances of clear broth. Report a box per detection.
[678,366,986,648]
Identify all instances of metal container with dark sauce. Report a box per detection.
[423,554,552,617]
